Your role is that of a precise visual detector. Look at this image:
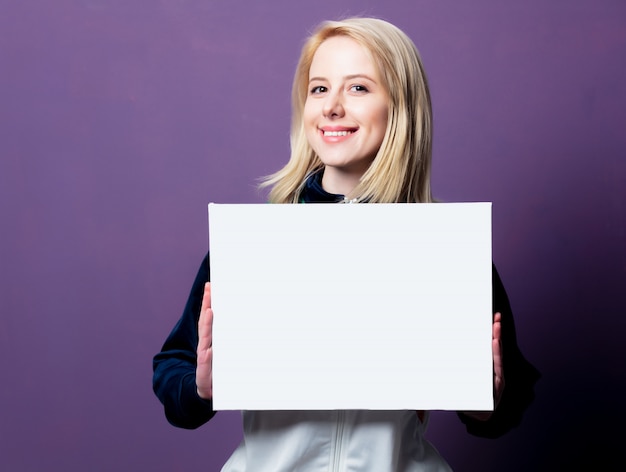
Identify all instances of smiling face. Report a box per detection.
[304,35,390,196]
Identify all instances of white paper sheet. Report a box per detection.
[208,202,493,411]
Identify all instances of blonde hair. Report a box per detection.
[261,17,433,203]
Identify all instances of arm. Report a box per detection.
[152,253,216,429]
[458,264,541,438]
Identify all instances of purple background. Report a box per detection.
[1,1,625,470]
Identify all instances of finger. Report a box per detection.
[201,282,212,311]
[198,308,213,351]
[492,312,504,405]
[198,283,213,351]
[492,312,503,373]
[196,344,213,399]
[492,312,502,338]
[492,336,503,380]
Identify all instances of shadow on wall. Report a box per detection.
[495,205,626,470]
[514,362,626,470]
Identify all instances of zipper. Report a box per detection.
[342,196,359,203]
[331,410,346,471]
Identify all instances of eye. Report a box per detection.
[310,85,327,94]
[350,85,369,93]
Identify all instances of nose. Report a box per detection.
[322,90,344,118]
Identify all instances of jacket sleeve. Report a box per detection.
[458,264,541,438]
[152,253,216,429]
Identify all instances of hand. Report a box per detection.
[196,282,213,400]
[492,312,505,407]
[462,312,505,421]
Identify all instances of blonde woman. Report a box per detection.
[153,17,539,471]
[262,17,433,205]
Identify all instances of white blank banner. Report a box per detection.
[208,202,493,411]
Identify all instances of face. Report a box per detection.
[304,36,389,194]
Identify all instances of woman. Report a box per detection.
[153,17,539,471]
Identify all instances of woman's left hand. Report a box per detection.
[462,312,505,421]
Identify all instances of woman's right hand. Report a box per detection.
[196,282,213,400]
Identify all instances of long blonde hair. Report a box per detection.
[261,17,433,203]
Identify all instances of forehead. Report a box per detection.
[309,35,378,77]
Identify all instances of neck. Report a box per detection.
[321,166,363,198]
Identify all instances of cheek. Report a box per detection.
[356,101,388,130]
[372,106,389,140]
[303,99,317,124]
[303,106,314,128]
[303,105,319,146]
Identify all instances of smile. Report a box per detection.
[323,130,354,137]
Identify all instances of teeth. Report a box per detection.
[323,130,353,137]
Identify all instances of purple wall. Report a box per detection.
[1,1,624,470]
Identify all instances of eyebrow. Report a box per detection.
[308,74,378,84]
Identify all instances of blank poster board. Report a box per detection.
[208,202,493,411]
